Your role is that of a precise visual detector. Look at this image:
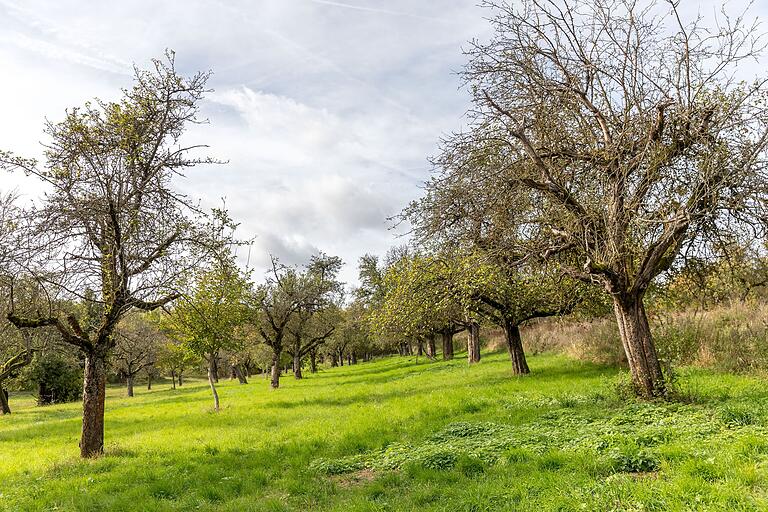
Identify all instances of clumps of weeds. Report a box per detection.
[310,456,367,476]
[607,445,660,474]
[719,403,760,427]
[311,395,758,480]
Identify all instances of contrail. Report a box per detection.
[304,0,451,23]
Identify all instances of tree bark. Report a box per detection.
[80,351,107,458]
[351,352,357,365]
[426,335,436,359]
[233,365,248,384]
[147,374,152,390]
[270,351,281,389]
[309,349,318,373]
[0,386,10,414]
[330,353,338,367]
[613,294,665,398]
[171,370,176,390]
[178,371,183,387]
[503,321,530,375]
[293,354,303,380]
[467,322,481,364]
[441,331,454,361]
[208,358,220,412]
[417,340,424,356]
[211,357,219,383]
[126,375,135,397]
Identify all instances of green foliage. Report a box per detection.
[607,445,660,473]
[18,353,82,405]
[719,404,758,427]
[162,253,251,360]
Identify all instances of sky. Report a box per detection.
[0,0,491,285]
[3,1,766,288]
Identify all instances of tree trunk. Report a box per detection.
[441,331,454,361]
[417,340,424,356]
[126,375,135,397]
[426,335,436,359]
[504,321,530,375]
[80,351,107,458]
[233,365,248,384]
[178,371,183,387]
[211,357,219,383]
[0,386,10,415]
[147,374,152,391]
[208,358,220,412]
[310,349,318,373]
[270,351,281,389]
[293,354,303,380]
[467,322,481,364]
[613,294,665,398]
[331,353,338,367]
[351,352,357,365]
[171,370,176,390]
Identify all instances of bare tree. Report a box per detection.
[428,0,768,397]
[0,52,219,455]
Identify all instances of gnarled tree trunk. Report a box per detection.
[309,349,318,373]
[503,321,529,375]
[233,364,248,384]
[270,351,281,389]
[293,354,303,379]
[126,375,135,397]
[613,294,665,398]
[80,351,107,458]
[467,322,481,364]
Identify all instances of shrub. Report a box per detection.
[18,353,82,405]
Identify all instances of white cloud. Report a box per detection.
[0,0,493,284]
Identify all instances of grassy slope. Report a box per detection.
[1,352,767,511]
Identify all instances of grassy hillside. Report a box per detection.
[2,352,768,511]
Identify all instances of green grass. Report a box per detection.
[2,352,768,511]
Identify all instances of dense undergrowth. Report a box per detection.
[1,352,768,511]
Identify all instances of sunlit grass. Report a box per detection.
[1,351,767,511]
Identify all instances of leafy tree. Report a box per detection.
[326,302,376,367]
[451,252,587,374]
[285,256,343,378]
[254,254,342,389]
[161,253,250,411]
[18,352,83,406]
[0,53,221,455]
[370,253,468,361]
[113,313,165,397]
[156,340,200,389]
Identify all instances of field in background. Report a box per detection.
[2,351,768,511]
[520,301,768,374]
